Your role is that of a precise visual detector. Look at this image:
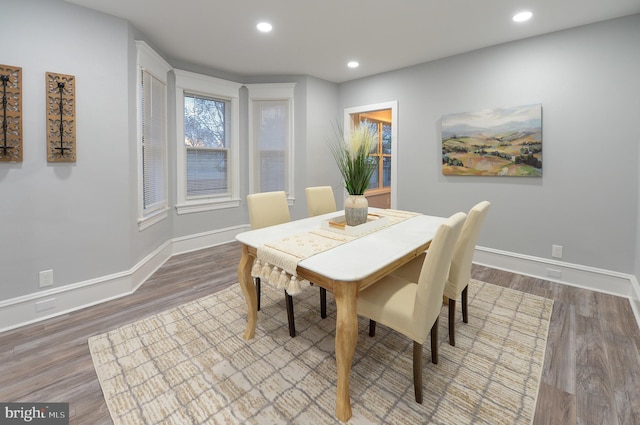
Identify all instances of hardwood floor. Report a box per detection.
[1,242,639,424]
[472,266,640,425]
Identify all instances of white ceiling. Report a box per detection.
[66,0,640,83]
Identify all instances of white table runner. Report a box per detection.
[252,209,420,295]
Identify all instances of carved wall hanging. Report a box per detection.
[46,72,76,162]
[0,64,23,162]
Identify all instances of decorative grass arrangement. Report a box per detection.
[328,122,379,195]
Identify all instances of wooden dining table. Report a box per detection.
[235,208,446,421]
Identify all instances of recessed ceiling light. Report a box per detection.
[347,61,359,68]
[257,22,273,32]
[512,11,533,22]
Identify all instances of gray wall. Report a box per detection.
[1,0,133,300]
[338,15,640,274]
[0,0,337,302]
[2,0,639,306]
[637,143,640,282]
[304,77,342,206]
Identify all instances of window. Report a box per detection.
[175,70,241,214]
[184,95,228,197]
[142,73,167,208]
[247,83,295,199]
[136,41,171,230]
[350,112,393,194]
[363,119,392,191]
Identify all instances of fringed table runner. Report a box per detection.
[252,209,420,295]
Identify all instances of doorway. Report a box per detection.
[344,101,398,209]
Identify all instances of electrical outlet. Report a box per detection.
[39,270,53,288]
[552,245,563,259]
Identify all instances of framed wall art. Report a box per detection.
[0,64,22,162]
[442,103,542,176]
[46,72,76,162]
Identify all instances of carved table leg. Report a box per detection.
[334,282,358,422]
[238,244,257,340]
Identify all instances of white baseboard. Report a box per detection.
[473,246,640,326]
[0,225,248,334]
[171,225,248,256]
[474,246,640,329]
[1,234,638,333]
[474,246,637,298]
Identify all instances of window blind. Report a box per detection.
[252,99,289,193]
[141,70,167,213]
[186,148,228,197]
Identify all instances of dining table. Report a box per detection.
[235,208,447,421]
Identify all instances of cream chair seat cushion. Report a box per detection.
[358,274,422,344]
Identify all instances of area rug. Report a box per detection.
[89,279,553,424]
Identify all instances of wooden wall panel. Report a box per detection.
[0,64,22,162]
[46,72,76,162]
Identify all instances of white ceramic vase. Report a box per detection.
[344,194,368,226]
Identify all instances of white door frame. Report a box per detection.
[344,101,398,209]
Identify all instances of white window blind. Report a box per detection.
[141,70,167,214]
[186,147,228,197]
[247,83,295,198]
[253,99,289,192]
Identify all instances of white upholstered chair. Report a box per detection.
[247,191,296,336]
[304,186,337,318]
[444,201,490,345]
[305,186,337,217]
[357,212,466,403]
[247,191,327,337]
[247,191,291,231]
[390,201,491,346]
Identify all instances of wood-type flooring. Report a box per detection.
[1,242,639,424]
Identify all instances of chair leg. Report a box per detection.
[255,277,261,311]
[431,317,439,364]
[462,285,469,323]
[413,341,423,404]
[285,291,296,337]
[369,319,376,337]
[448,298,456,346]
[320,287,327,319]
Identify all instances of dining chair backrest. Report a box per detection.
[305,186,337,217]
[444,201,491,299]
[413,212,466,343]
[247,191,291,230]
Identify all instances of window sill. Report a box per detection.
[138,207,169,231]
[365,188,391,196]
[176,198,241,215]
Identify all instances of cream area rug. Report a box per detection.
[89,279,553,424]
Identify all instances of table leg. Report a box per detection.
[238,244,257,340]
[334,282,358,422]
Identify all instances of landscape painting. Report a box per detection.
[442,103,542,176]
